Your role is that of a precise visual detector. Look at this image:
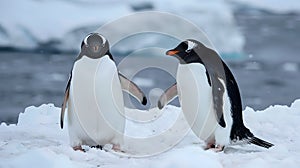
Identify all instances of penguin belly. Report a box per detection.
[67,55,125,147]
[177,64,233,146]
[177,63,217,141]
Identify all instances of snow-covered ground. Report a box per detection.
[0,0,244,54]
[1,100,300,167]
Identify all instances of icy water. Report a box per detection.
[1,12,300,123]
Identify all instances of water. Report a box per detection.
[234,12,300,109]
[1,12,300,123]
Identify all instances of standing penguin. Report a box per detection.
[158,39,273,151]
[60,33,147,151]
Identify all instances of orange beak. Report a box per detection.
[94,45,99,52]
[166,50,179,56]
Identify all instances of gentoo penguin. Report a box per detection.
[60,33,147,151]
[158,39,273,151]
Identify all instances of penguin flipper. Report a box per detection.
[249,137,274,149]
[118,73,147,105]
[60,74,71,129]
[211,76,226,128]
[157,83,178,109]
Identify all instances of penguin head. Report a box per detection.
[166,39,205,64]
[80,33,110,59]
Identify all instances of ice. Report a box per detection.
[132,77,154,87]
[151,0,245,53]
[0,0,131,50]
[1,99,300,167]
[0,0,244,54]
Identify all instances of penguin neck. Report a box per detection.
[76,50,114,61]
[177,54,205,65]
[106,51,114,61]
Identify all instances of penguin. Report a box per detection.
[158,39,273,151]
[60,33,147,151]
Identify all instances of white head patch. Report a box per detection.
[83,34,91,45]
[83,33,106,45]
[99,34,106,45]
[187,40,197,51]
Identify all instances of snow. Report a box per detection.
[230,0,300,14]
[1,100,300,167]
[0,0,244,54]
[0,0,131,50]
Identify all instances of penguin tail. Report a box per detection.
[249,137,274,149]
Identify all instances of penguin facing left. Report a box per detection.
[60,33,147,151]
[158,39,273,151]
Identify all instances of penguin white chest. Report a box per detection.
[176,63,217,140]
[68,55,125,146]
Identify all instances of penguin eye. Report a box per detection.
[185,49,192,53]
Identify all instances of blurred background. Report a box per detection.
[0,0,300,123]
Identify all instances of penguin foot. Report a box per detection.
[112,144,125,153]
[211,145,225,152]
[73,145,85,152]
[205,143,224,152]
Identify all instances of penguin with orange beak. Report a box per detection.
[158,39,273,151]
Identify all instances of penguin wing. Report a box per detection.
[157,83,178,109]
[60,73,71,129]
[118,73,147,105]
[211,75,227,128]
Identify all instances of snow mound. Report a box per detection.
[0,0,244,54]
[1,100,300,167]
